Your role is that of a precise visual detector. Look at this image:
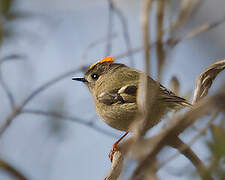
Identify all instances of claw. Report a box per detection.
[109,143,119,162]
[108,132,128,162]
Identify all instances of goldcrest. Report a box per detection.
[73,57,191,132]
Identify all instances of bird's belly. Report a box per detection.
[95,102,137,131]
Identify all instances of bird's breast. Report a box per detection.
[94,99,137,131]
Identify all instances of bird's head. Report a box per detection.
[72,56,115,91]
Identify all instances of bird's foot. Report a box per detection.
[108,132,128,162]
[109,142,119,162]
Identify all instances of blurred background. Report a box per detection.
[0,0,225,179]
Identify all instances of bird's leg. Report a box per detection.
[109,132,128,162]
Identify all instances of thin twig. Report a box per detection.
[155,0,165,81]
[189,0,202,18]
[158,110,219,169]
[115,14,225,61]
[82,33,117,65]
[141,0,153,75]
[114,45,144,60]
[0,71,15,108]
[130,91,225,180]
[169,0,193,33]
[169,137,213,180]
[0,67,83,137]
[112,3,134,66]
[0,55,26,109]
[22,109,118,138]
[0,159,27,180]
[169,15,225,46]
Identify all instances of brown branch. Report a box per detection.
[0,159,27,180]
[169,15,225,46]
[141,0,153,75]
[155,0,165,81]
[169,0,192,32]
[104,151,123,180]
[169,0,193,33]
[189,0,202,18]
[159,110,219,168]
[169,76,180,96]
[184,16,225,41]
[169,137,213,180]
[105,57,225,178]
[130,91,225,180]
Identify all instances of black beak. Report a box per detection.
[72,77,88,83]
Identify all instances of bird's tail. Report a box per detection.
[180,101,193,108]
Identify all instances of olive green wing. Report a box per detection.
[97,84,137,105]
[159,84,192,107]
[97,66,139,105]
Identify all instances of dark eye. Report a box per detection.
[91,73,99,80]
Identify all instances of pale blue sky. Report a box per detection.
[0,0,225,180]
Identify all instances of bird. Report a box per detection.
[72,56,191,161]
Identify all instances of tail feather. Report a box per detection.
[159,84,193,108]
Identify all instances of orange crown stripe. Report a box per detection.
[88,56,115,70]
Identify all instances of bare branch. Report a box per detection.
[185,16,225,40]
[82,33,117,64]
[159,110,220,168]
[112,3,134,65]
[130,91,225,180]
[115,45,144,60]
[189,0,202,18]
[0,71,15,108]
[156,0,165,80]
[169,137,213,180]
[22,109,118,138]
[169,76,180,96]
[115,15,225,60]
[0,66,83,137]
[169,0,193,33]
[169,15,225,46]
[0,159,27,180]
[104,151,123,180]
[0,54,26,108]
[193,59,225,104]
[23,67,84,107]
[141,0,153,75]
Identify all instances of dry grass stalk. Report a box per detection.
[156,0,165,81]
[141,0,153,75]
[169,76,180,96]
[169,0,193,33]
[193,59,225,104]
